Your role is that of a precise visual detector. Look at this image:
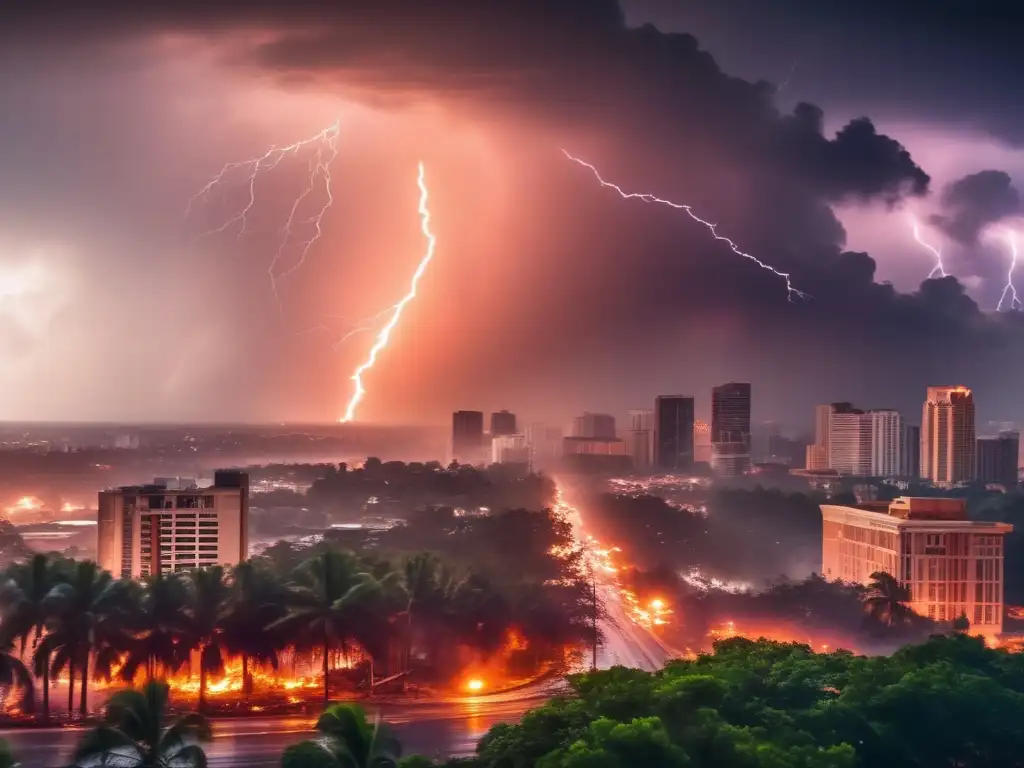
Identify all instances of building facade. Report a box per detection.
[828,408,871,476]
[869,410,902,477]
[571,412,617,440]
[452,410,485,464]
[820,497,1011,634]
[489,410,517,437]
[655,396,695,471]
[492,433,529,465]
[693,419,712,464]
[977,431,1019,487]
[627,409,656,471]
[711,383,751,476]
[98,471,249,579]
[525,422,563,467]
[921,386,976,485]
[901,424,921,478]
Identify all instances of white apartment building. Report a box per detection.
[828,411,873,476]
[870,410,902,476]
[492,434,529,464]
[97,470,249,578]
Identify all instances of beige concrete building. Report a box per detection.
[921,386,976,485]
[821,497,1011,634]
[98,470,249,578]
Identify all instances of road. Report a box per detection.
[2,480,672,766]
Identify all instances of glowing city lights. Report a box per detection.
[562,150,808,302]
[340,162,437,423]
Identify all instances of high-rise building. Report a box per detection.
[828,407,872,476]
[452,411,485,463]
[921,386,976,485]
[977,431,1020,487]
[711,383,751,476]
[901,424,921,478]
[98,471,249,579]
[821,496,1012,635]
[490,410,517,437]
[655,396,695,471]
[571,412,617,440]
[693,419,712,464]
[805,443,828,471]
[869,410,902,477]
[492,434,529,465]
[627,409,656,471]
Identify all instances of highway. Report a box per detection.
[1,480,673,766]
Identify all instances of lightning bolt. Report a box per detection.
[909,215,947,279]
[997,229,1022,311]
[340,162,437,423]
[185,120,341,312]
[562,150,807,302]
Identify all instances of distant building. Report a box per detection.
[562,437,627,456]
[869,410,902,477]
[492,434,529,465]
[525,422,563,467]
[98,470,249,579]
[977,431,1019,487]
[627,409,656,471]
[711,383,751,476]
[693,419,712,464]
[828,407,871,476]
[654,396,694,471]
[490,410,517,437]
[571,412,617,440]
[820,496,1012,634]
[452,411,485,464]
[901,424,921,478]
[921,386,976,485]
[805,443,828,471]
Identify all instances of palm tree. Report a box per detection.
[43,560,132,718]
[0,640,33,716]
[864,571,914,628]
[119,573,191,684]
[271,552,384,706]
[281,703,400,768]
[222,561,286,696]
[70,681,210,768]
[183,566,230,713]
[0,553,64,722]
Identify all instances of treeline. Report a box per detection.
[586,487,822,584]
[0,508,590,722]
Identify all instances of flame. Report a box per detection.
[466,678,485,692]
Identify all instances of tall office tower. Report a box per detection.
[490,410,517,437]
[98,471,249,579]
[921,386,976,485]
[869,410,902,477]
[900,424,921,477]
[572,412,617,440]
[805,444,828,471]
[627,409,656,471]
[828,408,872,476]
[655,396,695,471]
[693,419,713,464]
[452,410,485,463]
[809,402,854,469]
[711,383,751,476]
[821,496,1012,635]
[977,431,1020,486]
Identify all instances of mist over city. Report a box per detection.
[2,2,1024,767]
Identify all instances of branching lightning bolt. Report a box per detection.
[997,229,1022,311]
[562,150,807,302]
[185,120,341,312]
[340,162,437,423]
[909,215,947,279]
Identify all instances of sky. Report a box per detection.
[2,0,1024,431]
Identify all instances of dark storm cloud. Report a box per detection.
[6,0,1024,425]
[929,170,1020,245]
[625,0,1024,146]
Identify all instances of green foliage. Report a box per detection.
[0,739,15,768]
[471,635,1024,768]
[284,703,401,768]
